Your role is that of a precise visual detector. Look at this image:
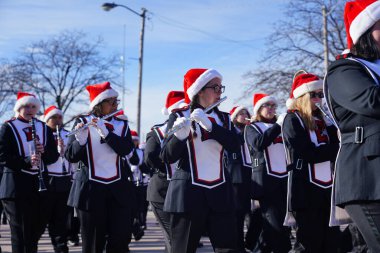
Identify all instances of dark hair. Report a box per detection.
[91,103,103,117]
[351,26,380,61]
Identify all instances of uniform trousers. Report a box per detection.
[2,194,45,253]
[169,206,238,253]
[259,194,291,253]
[345,201,380,253]
[293,206,340,253]
[39,191,71,253]
[151,201,171,253]
[78,190,132,253]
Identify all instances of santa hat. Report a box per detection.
[162,91,187,115]
[130,130,139,141]
[344,0,380,49]
[14,92,41,114]
[115,109,128,121]
[43,105,63,122]
[253,93,277,116]
[86,81,118,110]
[185,68,223,101]
[286,73,323,108]
[230,106,248,121]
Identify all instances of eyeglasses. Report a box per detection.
[310,91,324,99]
[203,85,225,93]
[261,103,277,109]
[103,98,120,106]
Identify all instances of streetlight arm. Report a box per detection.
[102,2,142,17]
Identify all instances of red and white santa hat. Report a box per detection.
[130,130,139,141]
[14,91,41,114]
[230,106,248,121]
[344,0,380,49]
[86,81,118,110]
[286,73,323,108]
[114,109,128,121]
[43,105,63,122]
[162,91,187,115]
[253,93,277,116]
[184,68,223,101]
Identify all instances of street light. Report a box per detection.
[102,2,147,134]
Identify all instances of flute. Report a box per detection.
[165,96,227,138]
[30,118,47,192]
[315,103,338,128]
[56,125,67,174]
[66,109,122,137]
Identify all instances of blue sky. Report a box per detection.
[0,0,286,138]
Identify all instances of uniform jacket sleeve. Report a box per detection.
[144,131,164,169]
[0,123,32,170]
[160,113,188,164]
[282,113,338,164]
[65,118,88,163]
[245,123,281,152]
[42,126,60,165]
[327,59,380,118]
[103,126,134,157]
[209,121,241,153]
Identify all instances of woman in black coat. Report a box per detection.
[325,1,380,251]
[161,68,241,253]
[244,93,290,253]
[283,73,340,253]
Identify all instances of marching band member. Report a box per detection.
[145,90,187,253]
[161,68,241,253]
[283,74,340,252]
[325,1,380,251]
[65,81,135,253]
[0,92,59,253]
[40,105,72,253]
[244,93,291,253]
[228,105,254,252]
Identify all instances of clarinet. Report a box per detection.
[56,125,67,174]
[29,118,47,192]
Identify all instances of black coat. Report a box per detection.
[325,57,380,206]
[244,122,288,200]
[145,126,170,203]
[160,108,241,213]
[0,118,59,199]
[65,116,135,211]
[282,112,339,211]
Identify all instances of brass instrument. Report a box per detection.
[29,118,47,192]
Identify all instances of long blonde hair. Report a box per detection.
[291,93,321,131]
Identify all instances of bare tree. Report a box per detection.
[0,60,21,115]
[240,0,345,105]
[6,30,120,123]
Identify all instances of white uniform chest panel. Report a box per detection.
[84,116,127,184]
[308,120,332,188]
[187,110,225,188]
[255,122,287,177]
[47,129,71,176]
[8,119,45,158]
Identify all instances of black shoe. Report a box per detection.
[197,242,203,248]
[133,228,144,241]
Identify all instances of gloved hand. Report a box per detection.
[173,117,191,141]
[276,113,287,126]
[74,123,88,146]
[190,108,212,132]
[95,118,109,139]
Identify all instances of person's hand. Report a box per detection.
[323,114,334,127]
[95,118,109,139]
[173,117,191,141]
[276,113,287,126]
[31,154,40,168]
[35,141,44,154]
[74,123,88,146]
[190,108,212,132]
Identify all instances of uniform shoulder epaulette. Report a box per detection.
[5,117,16,123]
[172,105,189,113]
[151,121,167,130]
[335,53,352,60]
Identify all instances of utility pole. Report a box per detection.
[322,5,329,74]
[136,8,146,135]
[121,24,126,109]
